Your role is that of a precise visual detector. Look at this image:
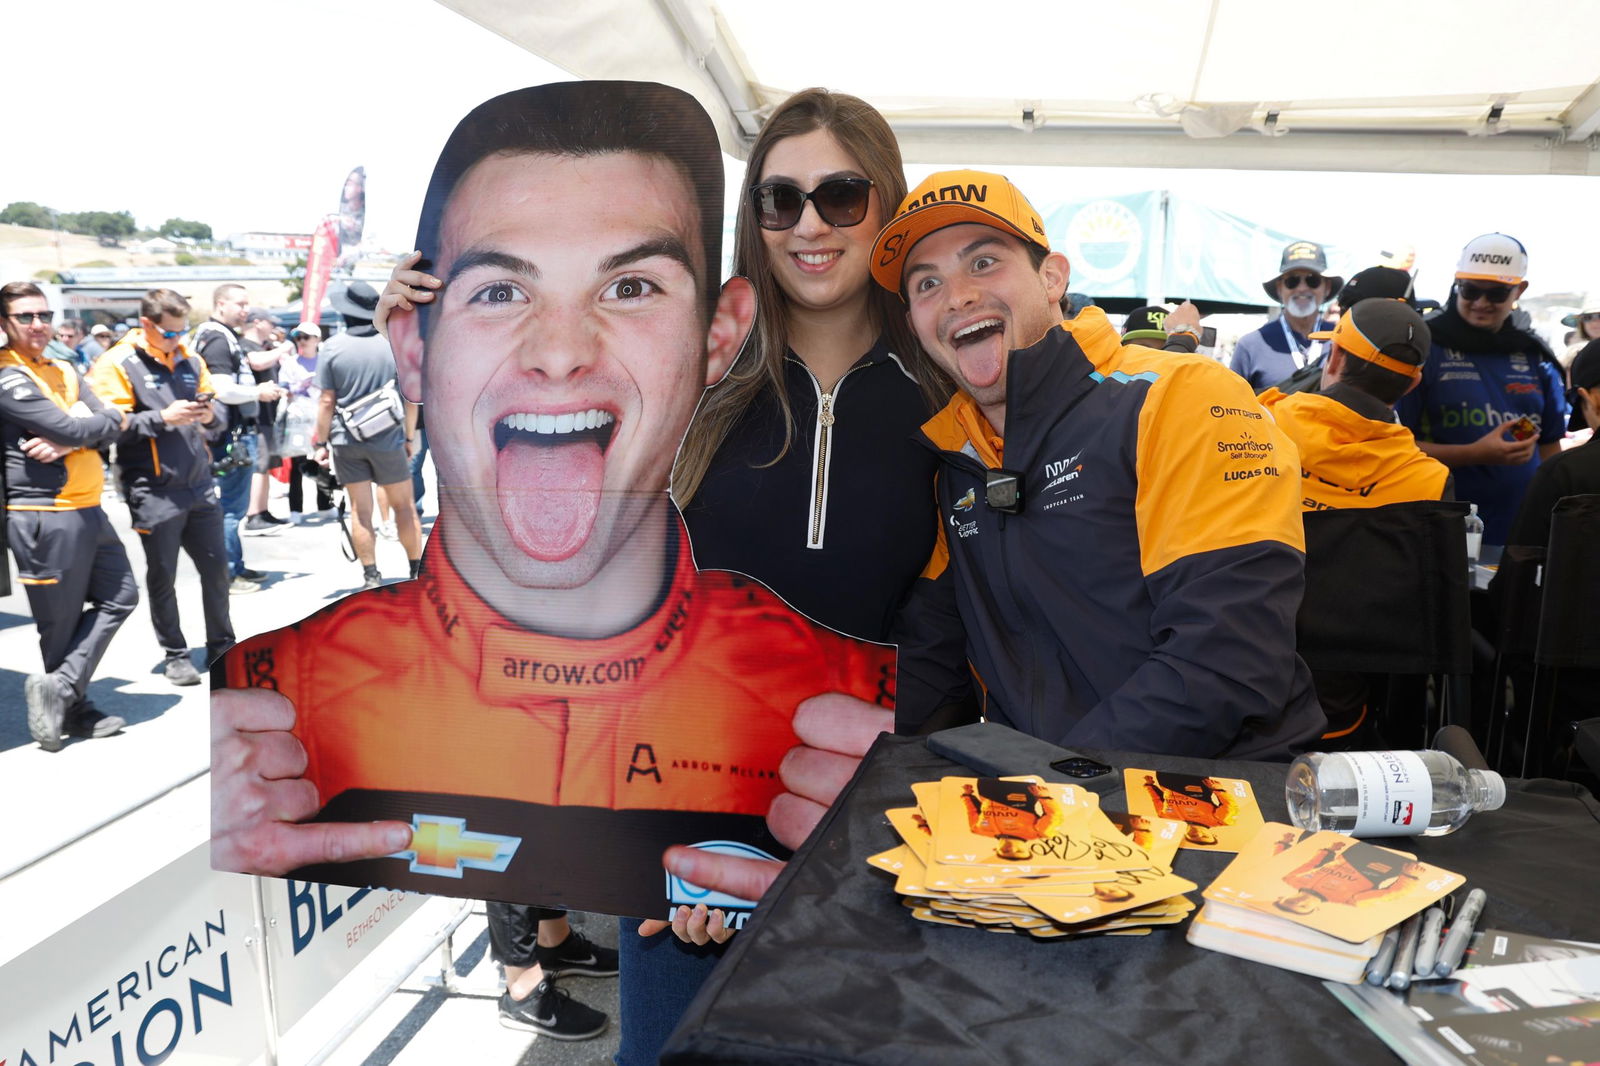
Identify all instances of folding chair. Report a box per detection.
[1521,494,1600,778]
[1297,499,1473,749]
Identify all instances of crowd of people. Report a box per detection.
[8,78,1599,1054]
[1,278,422,744]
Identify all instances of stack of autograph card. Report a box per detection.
[866,775,1197,938]
[1188,823,1465,983]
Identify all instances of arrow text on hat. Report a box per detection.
[909,183,988,210]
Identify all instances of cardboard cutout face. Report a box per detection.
[211,82,896,920]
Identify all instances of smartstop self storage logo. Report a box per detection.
[7,910,238,1066]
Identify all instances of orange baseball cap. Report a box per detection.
[869,169,1050,293]
[1309,298,1430,379]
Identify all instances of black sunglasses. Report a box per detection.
[750,177,874,231]
[1459,282,1513,304]
[7,311,55,325]
[1281,273,1324,290]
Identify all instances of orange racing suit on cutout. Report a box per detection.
[223,516,895,916]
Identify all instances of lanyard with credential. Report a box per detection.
[1279,316,1312,371]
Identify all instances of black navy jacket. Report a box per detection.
[682,339,939,643]
[895,309,1326,760]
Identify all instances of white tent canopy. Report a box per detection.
[439,0,1600,176]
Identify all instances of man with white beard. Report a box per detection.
[1231,241,1342,392]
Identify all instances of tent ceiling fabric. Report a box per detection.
[437,0,1600,176]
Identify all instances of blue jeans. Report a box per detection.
[216,459,252,578]
[615,917,726,1065]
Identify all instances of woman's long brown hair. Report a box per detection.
[671,88,952,505]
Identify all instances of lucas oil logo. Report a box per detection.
[662,840,778,930]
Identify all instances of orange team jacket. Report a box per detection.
[1284,842,1418,905]
[963,781,1064,840]
[1259,386,1449,512]
[1143,775,1239,828]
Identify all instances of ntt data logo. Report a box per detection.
[662,840,778,925]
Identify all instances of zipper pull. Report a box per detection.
[819,393,835,427]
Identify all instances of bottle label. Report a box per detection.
[1340,751,1434,836]
[1466,532,1482,562]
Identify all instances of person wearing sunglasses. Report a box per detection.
[87,288,234,688]
[1396,233,1569,546]
[1229,240,1343,392]
[1,282,135,750]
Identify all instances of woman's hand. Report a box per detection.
[374,251,442,338]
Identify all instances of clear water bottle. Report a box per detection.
[1463,504,1484,578]
[1285,750,1506,837]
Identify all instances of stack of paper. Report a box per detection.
[866,775,1196,938]
[1188,822,1464,983]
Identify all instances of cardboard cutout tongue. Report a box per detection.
[496,435,603,560]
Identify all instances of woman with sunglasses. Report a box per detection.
[620,88,954,1063]
[1396,233,1569,546]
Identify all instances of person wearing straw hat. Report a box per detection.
[1229,241,1342,391]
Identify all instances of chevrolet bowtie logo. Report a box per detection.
[391,814,521,878]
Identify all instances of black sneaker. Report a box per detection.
[260,512,291,526]
[239,567,268,581]
[25,673,66,752]
[164,653,201,687]
[535,930,619,979]
[362,565,383,591]
[66,705,126,739]
[242,514,282,536]
[497,979,607,1040]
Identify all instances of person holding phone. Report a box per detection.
[88,288,233,686]
[1396,234,1569,544]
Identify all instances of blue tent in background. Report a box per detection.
[1040,192,1352,311]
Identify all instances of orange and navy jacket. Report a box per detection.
[223,516,896,916]
[1284,842,1416,905]
[87,331,222,522]
[894,307,1326,760]
[0,346,122,510]
[1260,384,1450,513]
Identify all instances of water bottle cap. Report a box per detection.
[1469,504,1478,514]
[1478,770,1507,811]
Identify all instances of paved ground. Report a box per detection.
[1,467,624,1063]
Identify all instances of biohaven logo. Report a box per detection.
[661,840,778,930]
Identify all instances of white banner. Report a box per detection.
[262,878,427,1034]
[0,844,269,1066]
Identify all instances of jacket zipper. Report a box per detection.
[799,360,867,550]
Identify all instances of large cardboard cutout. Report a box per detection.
[212,83,896,919]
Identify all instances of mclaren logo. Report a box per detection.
[392,814,521,878]
[953,488,976,511]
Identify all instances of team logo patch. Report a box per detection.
[391,814,520,878]
[953,488,976,511]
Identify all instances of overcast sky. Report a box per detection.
[15,0,1599,305]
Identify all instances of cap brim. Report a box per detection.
[1308,329,1335,340]
[871,202,1041,293]
[1456,271,1525,285]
